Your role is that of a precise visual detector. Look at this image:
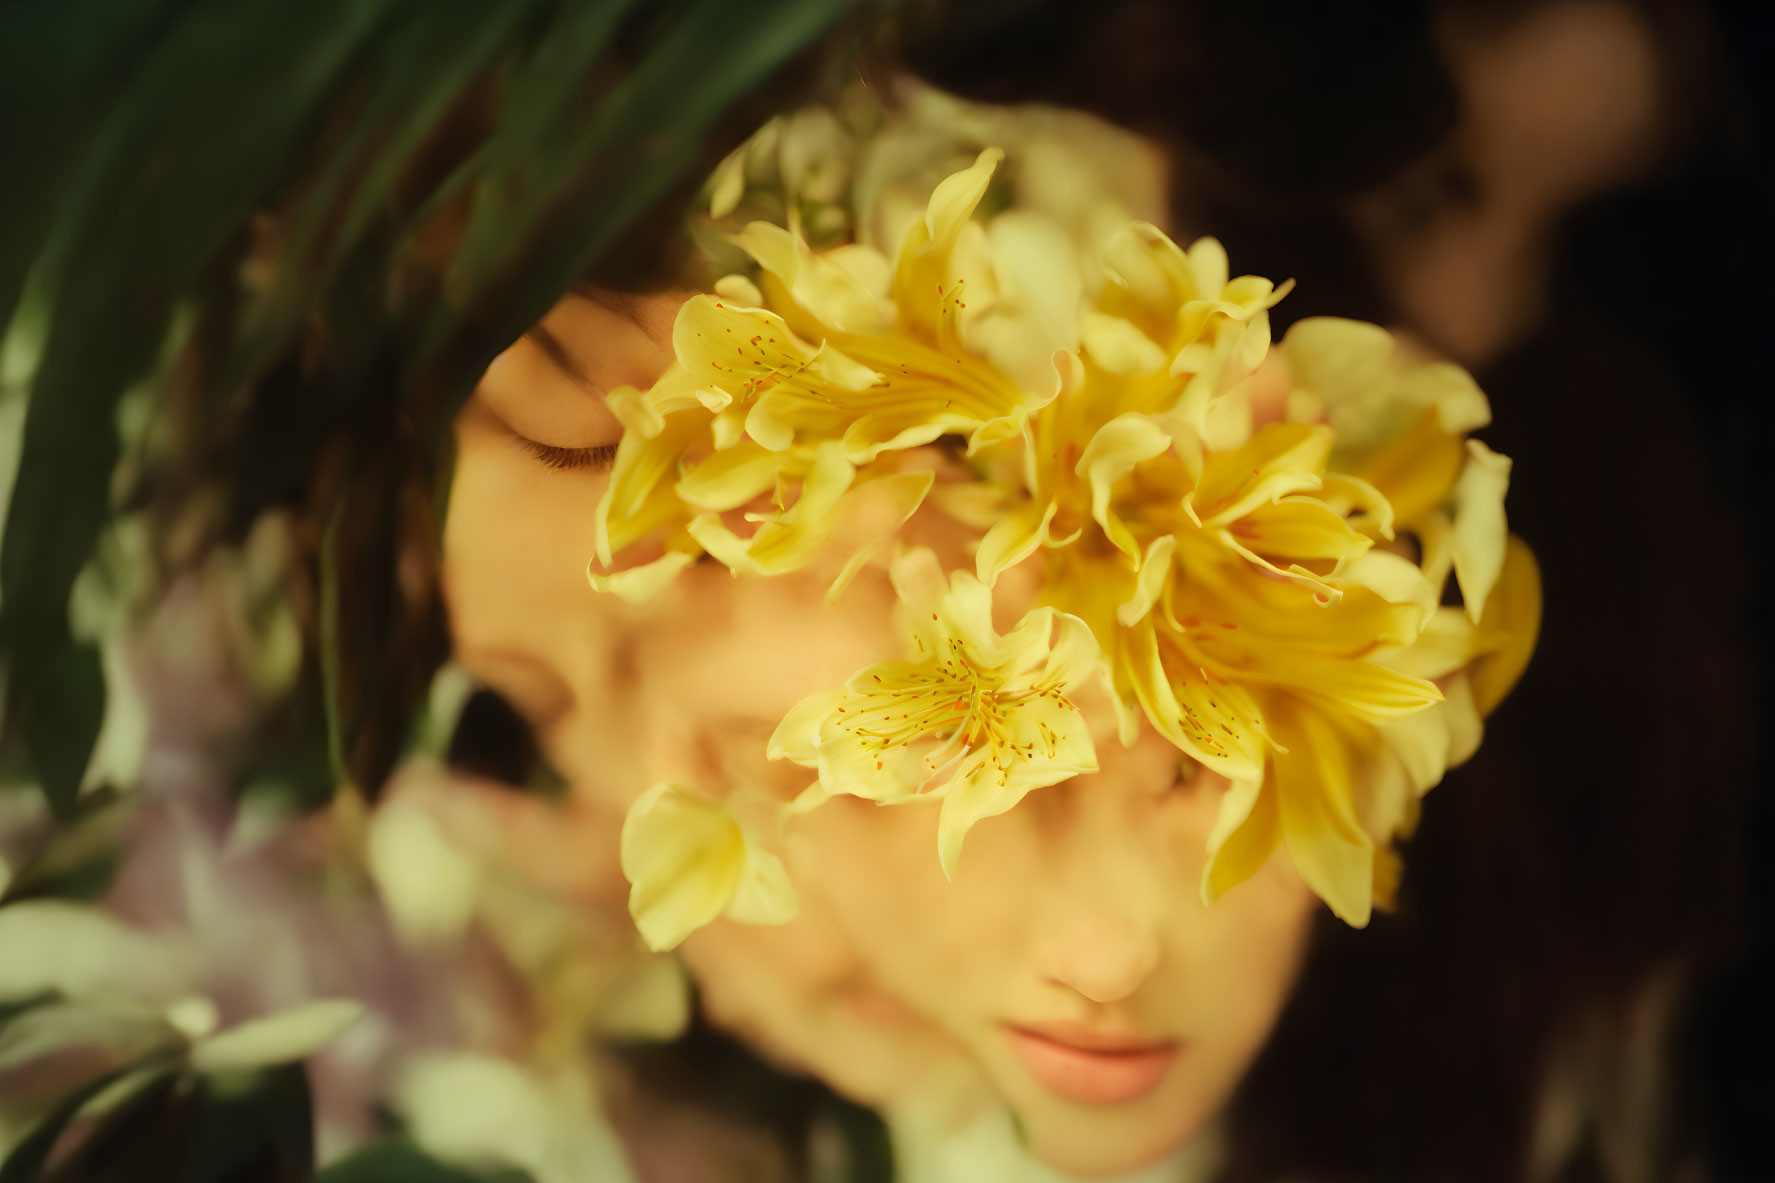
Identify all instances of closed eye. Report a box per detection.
[518,439,618,473]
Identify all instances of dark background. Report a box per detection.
[908,0,1773,1177]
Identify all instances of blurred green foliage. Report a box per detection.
[0,0,861,1176]
[0,0,857,815]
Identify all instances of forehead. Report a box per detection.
[476,290,684,437]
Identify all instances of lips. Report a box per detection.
[1002,1022,1180,1106]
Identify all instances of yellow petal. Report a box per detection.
[620,783,747,952]
[936,761,1023,879]
[1371,841,1404,912]
[932,480,1010,530]
[842,404,972,464]
[967,407,1037,456]
[818,710,936,803]
[609,385,666,437]
[767,692,834,767]
[1122,624,1266,781]
[672,295,814,390]
[926,148,1004,248]
[1281,318,1490,453]
[826,470,935,603]
[1081,312,1167,375]
[1271,705,1373,926]
[939,569,999,661]
[975,211,1085,390]
[696,441,855,575]
[1076,413,1172,557]
[935,694,1096,878]
[1416,509,1454,597]
[1353,410,1464,528]
[723,844,798,927]
[1181,236,1230,299]
[1450,439,1512,623]
[1036,610,1102,692]
[1370,607,1482,681]
[1470,535,1541,715]
[888,545,950,626]
[976,499,1059,586]
[730,220,887,335]
[713,272,764,306]
[1441,674,1484,768]
[892,149,1004,346]
[1117,534,1176,628]
[676,442,787,512]
[1286,655,1443,719]
[1337,550,1437,633]
[1376,693,1456,791]
[1320,473,1395,540]
[1201,776,1281,904]
[1189,422,1331,527]
[595,411,706,565]
[585,551,695,604]
[708,143,749,218]
[1404,361,1492,435]
[1278,317,1393,420]
[710,404,748,451]
[1226,497,1373,565]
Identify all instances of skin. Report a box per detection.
[441,289,1320,1178]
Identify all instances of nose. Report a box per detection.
[1029,773,1169,1005]
[1038,897,1163,1004]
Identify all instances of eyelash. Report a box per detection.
[518,439,618,473]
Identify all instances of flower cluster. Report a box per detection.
[603,142,1539,945]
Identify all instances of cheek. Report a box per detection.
[442,407,629,784]
[785,797,991,1000]
[1158,847,1317,1098]
[606,565,904,794]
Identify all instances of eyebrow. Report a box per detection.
[523,323,599,394]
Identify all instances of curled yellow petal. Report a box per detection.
[1081,312,1167,376]
[1076,413,1172,557]
[1352,411,1465,528]
[676,442,788,512]
[586,551,695,604]
[1450,439,1512,624]
[621,783,797,952]
[1189,422,1331,527]
[975,499,1059,587]
[1470,534,1541,715]
[1202,775,1281,905]
[1271,704,1374,927]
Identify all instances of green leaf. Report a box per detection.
[0,0,187,333]
[229,0,543,388]
[34,1067,190,1183]
[12,643,101,820]
[173,1062,314,1183]
[31,1061,315,1183]
[188,1000,364,1075]
[412,0,860,422]
[0,1057,172,1183]
[0,0,395,814]
[0,787,127,905]
[3,0,863,815]
[318,1142,533,1183]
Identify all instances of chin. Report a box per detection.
[1016,1100,1204,1180]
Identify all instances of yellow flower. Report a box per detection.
[769,548,1100,876]
[619,782,797,952]
[592,149,1057,596]
[589,134,1540,932]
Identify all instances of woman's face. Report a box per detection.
[443,290,1319,1178]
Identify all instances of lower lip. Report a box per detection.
[1002,1028,1179,1106]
